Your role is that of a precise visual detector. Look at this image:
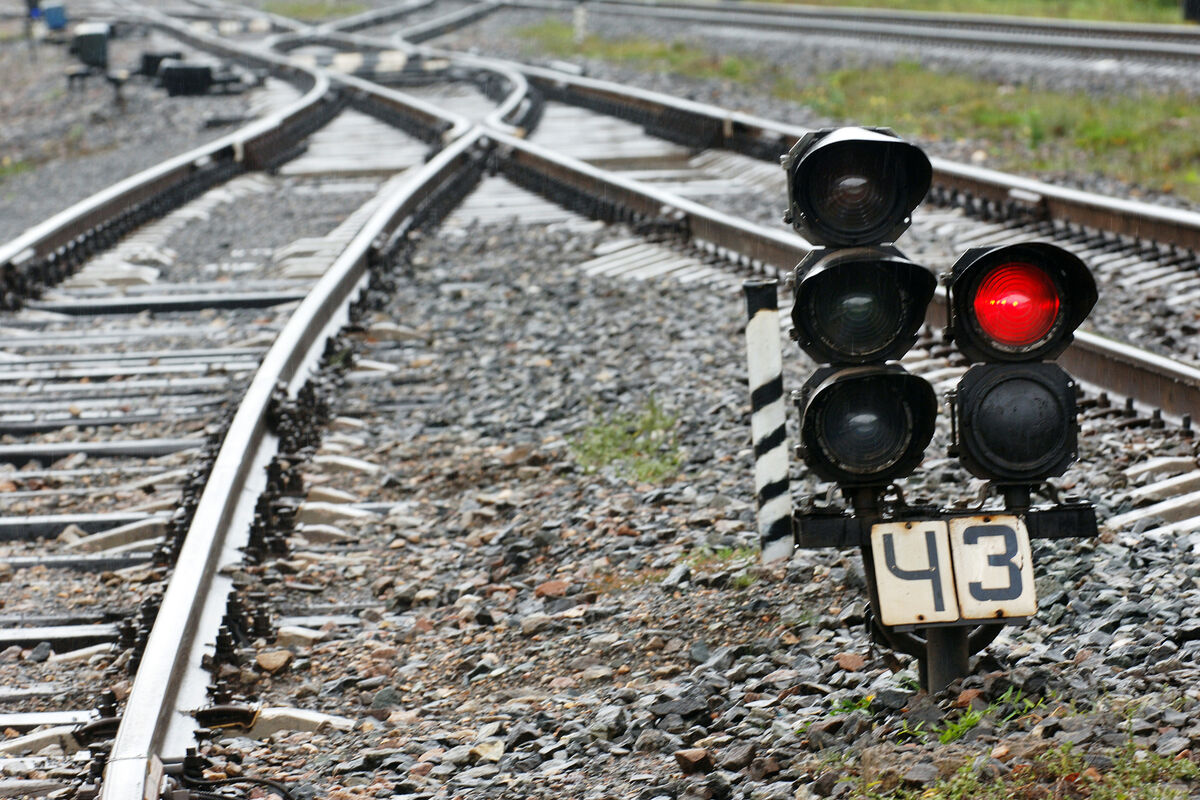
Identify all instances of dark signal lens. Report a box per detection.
[807,150,893,240]
[973,262,1061,347]
[798,367,937,486]
[954,363,1077,482]
[816,381,912,475]
[806,266,902,360]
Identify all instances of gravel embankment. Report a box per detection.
[0,30,277,243]
[184,218,1200,799]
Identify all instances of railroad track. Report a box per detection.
[2,1,1200,797]
[552,0,1200,61]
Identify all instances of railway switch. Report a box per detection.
[745,127,1100,693]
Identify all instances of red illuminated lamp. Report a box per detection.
[948,244,1096,363]
[973,262,1061,348]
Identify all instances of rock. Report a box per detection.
[833,652,865,672]
[674,748,714,775]
[1156,735,1190,757]
[27,642,52,663]
[275,626,327,648]
[256,650,293,673]
[443,745,472,765]
[470,740,504,762]
[718,741,756,771]
[634,729,680,753]
[521,613,553,635]
[590,705,629,740]
[662,563,691,590]
[370,687,404,709]
[57,524,87,544]
[902,762,939,786]
[535,579,570,598]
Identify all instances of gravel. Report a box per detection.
[0,30,280,243]
[180,216,1200,798]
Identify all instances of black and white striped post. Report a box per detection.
[743,279,793,563]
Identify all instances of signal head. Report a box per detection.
[797,365,937,487]
[783,127,932,247]
[792,247,936,365]
[953,363,1078,483]
[948,242,1097,363]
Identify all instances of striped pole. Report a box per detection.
[744,280,793,563]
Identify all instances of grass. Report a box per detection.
[260,0,367,19]
[570,396,682,483]
[778,61,1200,202]
[518,20,1200,203]
[687,546,757,567]
[745,0,1184,24]
[0,157,32,184]
[855,742,1199,799]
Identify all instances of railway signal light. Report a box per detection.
[796,365,936,487]
[753,130,1101,694]
[790,247,935,364]
[785,127,937,491]
[783,126,932,247]
[947,243,1097,484]
[948,243,1097,364]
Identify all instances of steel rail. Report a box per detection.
[398,0,505,43]
[491,130,1200,423]
[508,65,1200,253]
[271,18,532,135]
[274,4,1200,418]
[566,0,1200,60]
[0,18,334,302]
[99,127,487,800]
[558,0,1200,44]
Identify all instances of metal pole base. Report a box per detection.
[923,626,969,693]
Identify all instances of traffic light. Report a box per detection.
[785,128,937,491]
[947,243,1097,484]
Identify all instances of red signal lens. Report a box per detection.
[972,262,1061,348]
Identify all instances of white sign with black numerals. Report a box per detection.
[870,521,959,627]
[948,515,1037,620]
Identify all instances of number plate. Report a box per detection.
[870,515,1037,627]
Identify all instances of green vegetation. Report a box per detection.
[0,157,32,183]
[687,545,757,567]
[832,694,876,716]
[518,20,1200,203]
[855,742,1199,799]
[780,61,1200,202]
[749,0,1182,24]
[261,0,366,20]
[519,20,768,84]
[571,396,682,483]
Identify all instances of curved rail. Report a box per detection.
[99,127,488,800]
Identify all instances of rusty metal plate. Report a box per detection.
[947,514,1037,621]
[870,520,959,627]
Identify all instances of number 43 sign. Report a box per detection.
[870,515,1037,628]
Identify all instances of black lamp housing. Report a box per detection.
[796,365,937,487]
[948,242,1097,363]
[952,362,1078,483]
[783,127,932,247]
[791,246,936,365]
